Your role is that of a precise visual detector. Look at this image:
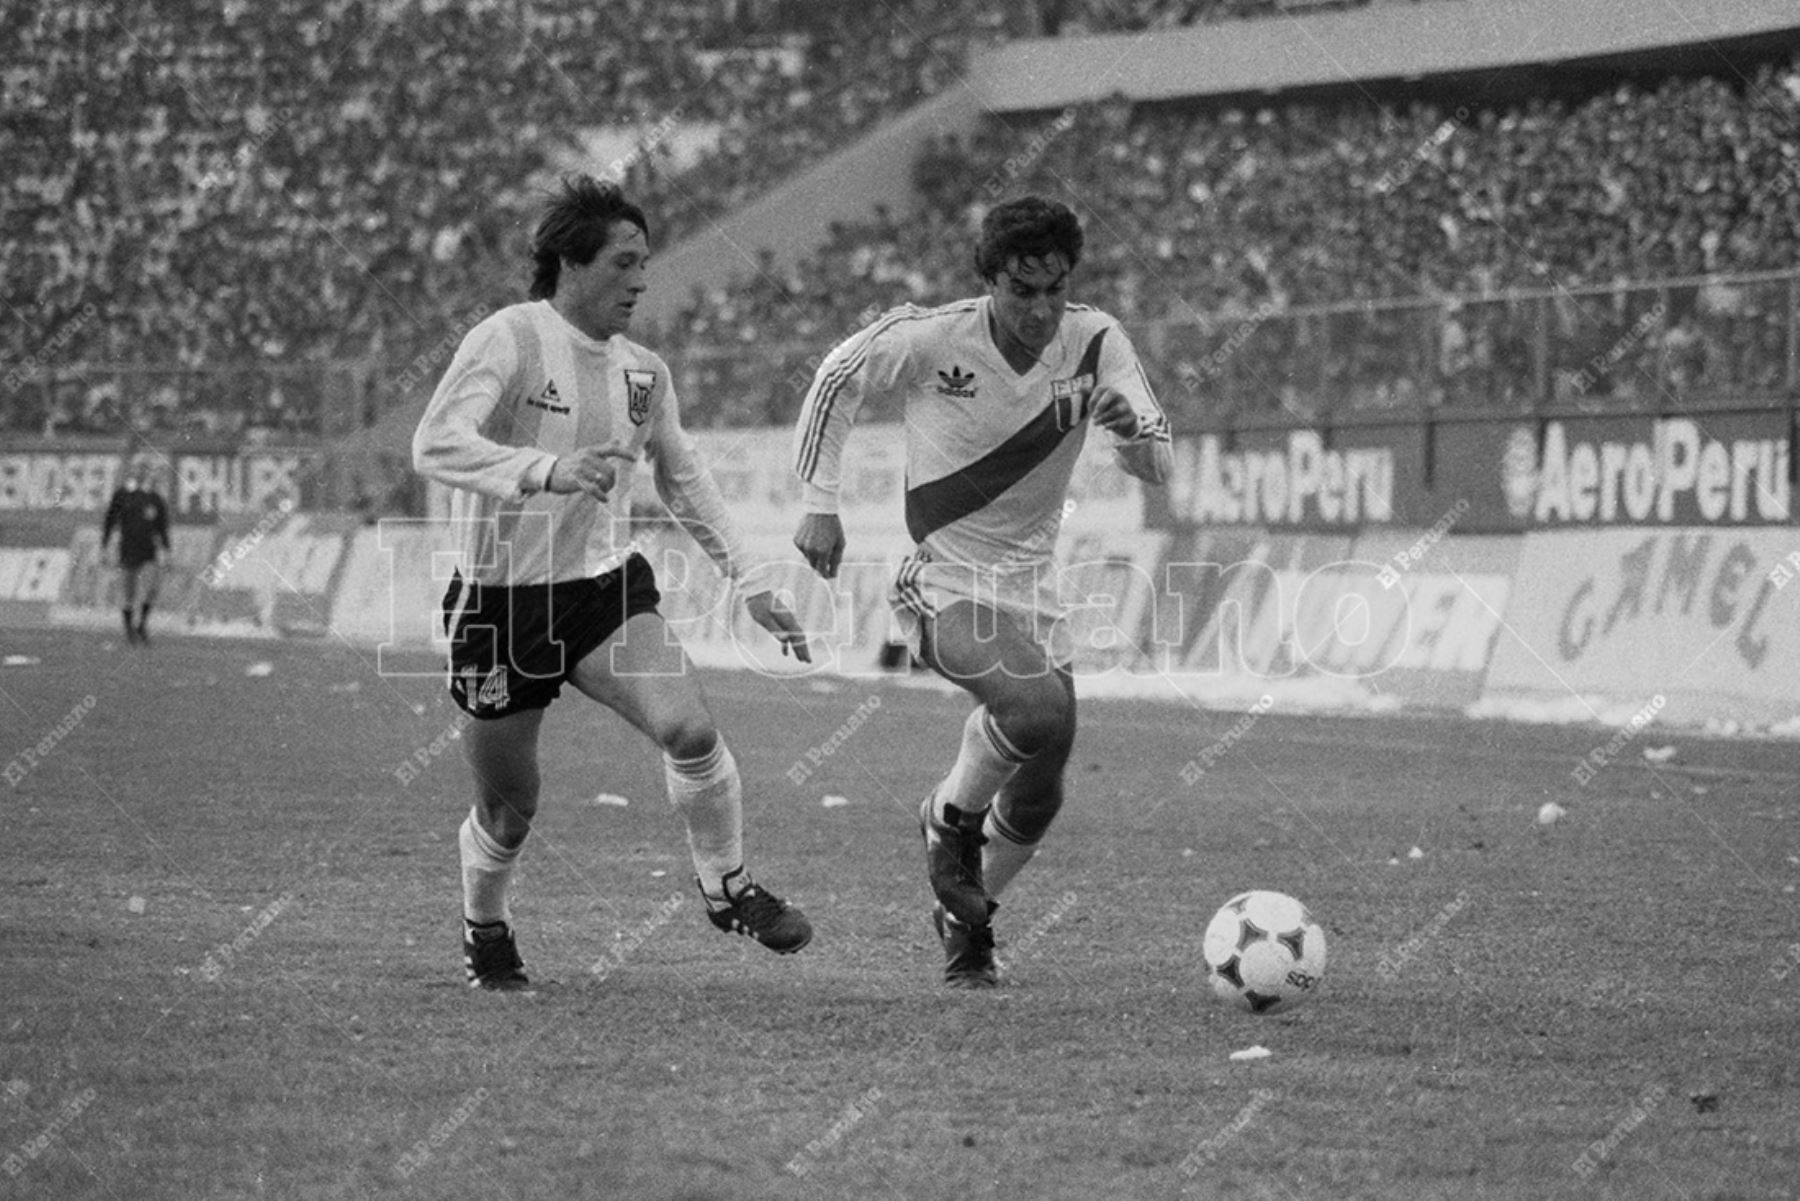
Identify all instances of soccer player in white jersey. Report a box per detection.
[414,175,815,992]
[792,196,1171,987]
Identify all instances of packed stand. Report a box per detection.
[660,59,1800,426]
[0,0,1001,436]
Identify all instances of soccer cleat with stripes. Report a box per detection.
[932,903,998,989]
[463,919,535,992]
[701,868,813,954]
[919,795,993,928]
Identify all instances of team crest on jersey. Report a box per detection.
[528,379,570,415]
[935,366,977,398]
[623,369,656,425]
[1051,372,1096,430]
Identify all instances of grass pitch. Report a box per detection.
[1,627,1796,1200]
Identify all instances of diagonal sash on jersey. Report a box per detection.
[904,328,1107,544]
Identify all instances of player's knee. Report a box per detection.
[653,714,718,763]
[993,689,1075,759]
[478,785,538,842]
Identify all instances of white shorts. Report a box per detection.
[887,548,1073,669]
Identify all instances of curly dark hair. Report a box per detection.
[528,175,649,300]
[973,196,1084,283]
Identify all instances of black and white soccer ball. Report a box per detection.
[1202,890,1327,1014]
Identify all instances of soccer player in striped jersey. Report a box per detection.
[792,196,1172,988]
[413,176,815,992]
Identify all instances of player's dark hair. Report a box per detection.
[528,175,649,300]
[974,196,1083,282]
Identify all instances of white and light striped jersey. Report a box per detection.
[413,299,747,587]
[793,296,1170,571]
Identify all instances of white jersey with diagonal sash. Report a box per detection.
[414,299,747,591]
[794,296,1169,573]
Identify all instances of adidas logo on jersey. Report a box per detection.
[528,379,570,414]
[935,366,977,398]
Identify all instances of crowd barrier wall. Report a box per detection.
[7,430,1800,733]
[1480,527,1800,727]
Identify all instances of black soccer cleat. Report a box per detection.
[701,868,812,954]
[463,919,534,992]
[919,795,993,928]
[932,903,998,990]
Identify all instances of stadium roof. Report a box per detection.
[975,0,1800,110]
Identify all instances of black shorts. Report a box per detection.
[442,553,661,719]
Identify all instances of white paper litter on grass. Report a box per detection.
[588,793,630,807]
[820,795,850,808]
[2,655,41,666]
[1642,745,1677,763]
[245,662,274,677]
[1229,1045,1272,1061]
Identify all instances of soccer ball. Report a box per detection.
[1202,890,1327,1014]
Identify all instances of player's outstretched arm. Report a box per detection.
[1090,384,1172,486]
[412,321,557,500]
[648,423,812,662]
[101,491,120,550]
[791,315,901,579]
[154,494,172,556]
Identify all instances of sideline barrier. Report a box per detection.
[37,511,357,640]
[1342,531,1519,710]
[1479,527,1800,727]
[0,518,75,627]
[1177,532,1355,678]
[327,519,460,668]
[8,511,1528,716]
[14,477,1800,734]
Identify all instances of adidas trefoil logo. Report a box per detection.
[935,366,977,398]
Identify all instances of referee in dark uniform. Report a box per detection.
[101,458,171,645]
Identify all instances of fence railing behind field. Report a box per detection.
[666,270,1799,430]
[6,270,1795,438]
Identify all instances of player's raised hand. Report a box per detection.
[744,589,812,663]
[793,512,846,580]
[1089,385,1143,438]
[548,444,637,501]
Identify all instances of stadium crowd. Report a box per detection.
[4,0,1796,436]
[2,0,1004,434]
[662,59,1800,425]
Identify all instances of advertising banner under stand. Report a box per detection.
[1156,408,1793,532]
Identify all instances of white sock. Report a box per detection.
[460,809,523,926]
[665,740,744,900]
[932,707,1028,824]
[981,806,1039,899]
